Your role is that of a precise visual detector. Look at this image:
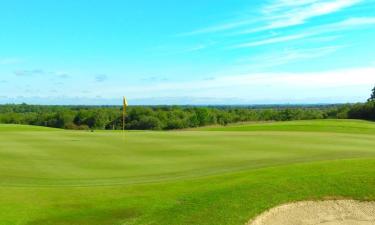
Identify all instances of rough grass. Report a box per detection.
[0,120,374,225]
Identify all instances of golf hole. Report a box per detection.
[248,200,375,225]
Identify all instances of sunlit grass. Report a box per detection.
[0,120,374,225]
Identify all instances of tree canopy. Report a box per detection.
[2,87,375,130]
[368,85,375,102]
[0,104,346,130]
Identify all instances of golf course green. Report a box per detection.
[0,119,375,225]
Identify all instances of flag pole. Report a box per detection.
[122,96,128,133]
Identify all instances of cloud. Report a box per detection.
[14,69,44,76]
[148,67,375,91]
[154,41,217,56]
[237,45,344,68]
[181,44,209,53]
[232,33,309,48]
[331,17,375,28]
[3,67,373,104]
[304,35,341,43]
[141,76,169,82]
[13,70,73,80]
[56,73,70,79]
[96,67,375,104]
[233,17,375,48]
[177,19,259,36]
[261,0,362,30]
[95,74,108,82]
[180,0,363,36]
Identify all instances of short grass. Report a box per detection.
[0,119,375,225]
[196,119,375,134]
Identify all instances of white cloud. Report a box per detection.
[177,19,258,36]
[232,33,309,48]
[234,17,375,48]
[331,17,375,28]
[4,67,373,104]
[180,0,363,36]
[304,35,340,43]
[179,44,211,53]
[177,67,375,91]
[263,0,362,30]
[238,45,344,68]
[93,67,375,104]
[14,69,44,76]
[153,41,217,56]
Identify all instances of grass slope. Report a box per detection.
[196,119,375,134]
[0,120,374,225]
[0,124,60,132]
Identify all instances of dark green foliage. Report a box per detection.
[0,104,348,130]
[128,116,162,130]
[368,85,375,102]
[347,101,375,121]
[347,86,375,121]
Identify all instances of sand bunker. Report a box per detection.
[248,200,375,225]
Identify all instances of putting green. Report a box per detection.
[0,120,374,225]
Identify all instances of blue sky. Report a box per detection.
[1,0,375,105]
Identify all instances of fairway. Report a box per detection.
[0,120,375,225]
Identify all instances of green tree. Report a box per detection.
[54,111,75,128]
[137,116,162,130]
[368,85,375,102]
[0,104,349,130]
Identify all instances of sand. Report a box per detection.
[248,200,375,225]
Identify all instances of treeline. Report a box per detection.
[0,104,352,130]
[343,86,375,121]
[346,101,375,121]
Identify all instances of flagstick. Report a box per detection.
[122,106,126,134]
[122,96,128,139]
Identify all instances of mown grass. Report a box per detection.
[0,119,374,225]
[197,119,375,134]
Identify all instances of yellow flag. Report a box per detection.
[123,96,128,112]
